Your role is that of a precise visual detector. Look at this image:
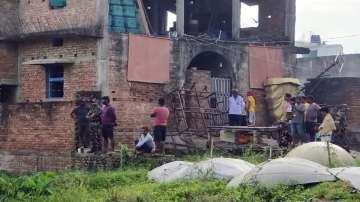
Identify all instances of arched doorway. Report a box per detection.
[187,51,232,112]
[188,51,231,78]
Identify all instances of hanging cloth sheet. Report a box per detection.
[249,46,285,89]
[127,34,170,84]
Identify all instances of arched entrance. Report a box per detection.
[187,51,232,112]
[188,51,231,78]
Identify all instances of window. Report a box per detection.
[166,11,177,32]
[46,65,64,99]
[49,0,66,9]
[240,3,259,28]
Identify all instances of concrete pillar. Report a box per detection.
[285,0,296,42]
[232,0,241,40]
[176,0,185,36]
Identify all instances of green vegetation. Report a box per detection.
[1,152,359,202]
[356,159,360,166]
[1,167,360,202]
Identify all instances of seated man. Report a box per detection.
[135,127,155,153]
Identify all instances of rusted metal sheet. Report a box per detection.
[127,34,170,83]
[249,46,284,89]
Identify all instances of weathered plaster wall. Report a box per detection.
[0,0,19,38]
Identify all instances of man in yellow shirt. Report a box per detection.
[246,91,256,126]
[317,107,336,142]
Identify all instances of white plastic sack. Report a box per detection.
[189,158,256,180]
[330,167,360,190]
[286,142,356,167]
[148,161,194,183]
[228,157,336,187]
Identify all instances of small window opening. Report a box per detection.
[240,3,259,28]
[52,38,63,47]
[166,11,177,32]
[46,64,64,99]
[49,0,66,9]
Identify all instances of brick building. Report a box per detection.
[0,0,296,173]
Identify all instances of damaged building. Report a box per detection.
[0,0,296,173]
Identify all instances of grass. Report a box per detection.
[1,152,360,202]
[356,159,360,166]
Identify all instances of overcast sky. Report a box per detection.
[296,0,360,54]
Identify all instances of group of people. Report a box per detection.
[228,90,257,127]
[71,96,117,154]
[283,94,337,145]
[71,96,169,155]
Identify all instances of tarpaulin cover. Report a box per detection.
[286,142,356,167]
[127,34,170,83]
[148,161,194,183]
[148,158,255,183]
[330,167,360,190]
[189,158,256,181]
[264,78,300,122]
[228,157,336,187]
[249,46,285,89]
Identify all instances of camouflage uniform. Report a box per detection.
[87,103,102,153]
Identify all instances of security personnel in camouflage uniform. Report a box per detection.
[87,99,102,154]
[71,100,90,151]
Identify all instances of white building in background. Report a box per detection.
[296,35,343,58]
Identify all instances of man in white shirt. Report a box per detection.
[135,127,155,153]
[228,90,245,126]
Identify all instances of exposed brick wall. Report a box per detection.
[0,101,74,173]
[19,0,100,36]
[108,34,167,147]
[19,37,98,102]
[0,42,18,83]
[0,102,74,153]
[186,69,212,92]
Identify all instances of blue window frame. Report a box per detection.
[46,64,64,99]
[49,0,67,9]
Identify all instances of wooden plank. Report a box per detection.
[136,0,150,35]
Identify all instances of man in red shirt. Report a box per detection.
[151,98,169,154]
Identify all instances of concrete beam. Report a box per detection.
[176,0,185,36]
[232,0,241,40]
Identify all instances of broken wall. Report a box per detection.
[241,0,295,42]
